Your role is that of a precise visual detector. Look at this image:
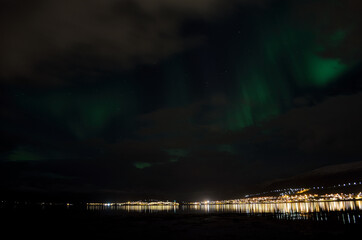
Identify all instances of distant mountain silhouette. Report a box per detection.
[264,161,362,191]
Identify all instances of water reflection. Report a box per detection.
[86,201,362,224]
[182,201,362,224]
[87,205,177,213]
[184,201,360,214]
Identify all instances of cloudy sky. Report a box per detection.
[1,0,361,201]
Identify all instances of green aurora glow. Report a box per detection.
[18,83,138,140]
[225,10,351,131]
[133,162,152,169]
[165,149,189,163]
[8,147,43,162]
[4,1,358,168]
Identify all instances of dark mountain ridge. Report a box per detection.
[264,161,362,192]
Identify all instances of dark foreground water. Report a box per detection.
[1,201,361,239]
[87,200,362,224]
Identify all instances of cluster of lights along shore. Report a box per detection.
[246,181,362,198]
[86,181,362,206]
[87,192,362,207]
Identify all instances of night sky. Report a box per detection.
[1,0,361,202]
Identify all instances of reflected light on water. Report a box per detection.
[86,201,362,224]
[183,201,362,224]
[87,205,178,213]
[185,201,361,214]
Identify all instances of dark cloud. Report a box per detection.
[129,91,362,164]
[1,93,361,201]
[265,93,362,156]
[137,95,228,148]
[1,0,361,201]
[108,139,170,165]
[0,0,265,85]
[2,0,359,86]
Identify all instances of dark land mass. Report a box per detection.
[1,206,360,240]
[262,161,362,194]
[2,161,361,203]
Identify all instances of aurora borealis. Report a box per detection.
[0,0,361,201]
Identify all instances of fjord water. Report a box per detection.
[86,200,362,224]
[2,201,361,239]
